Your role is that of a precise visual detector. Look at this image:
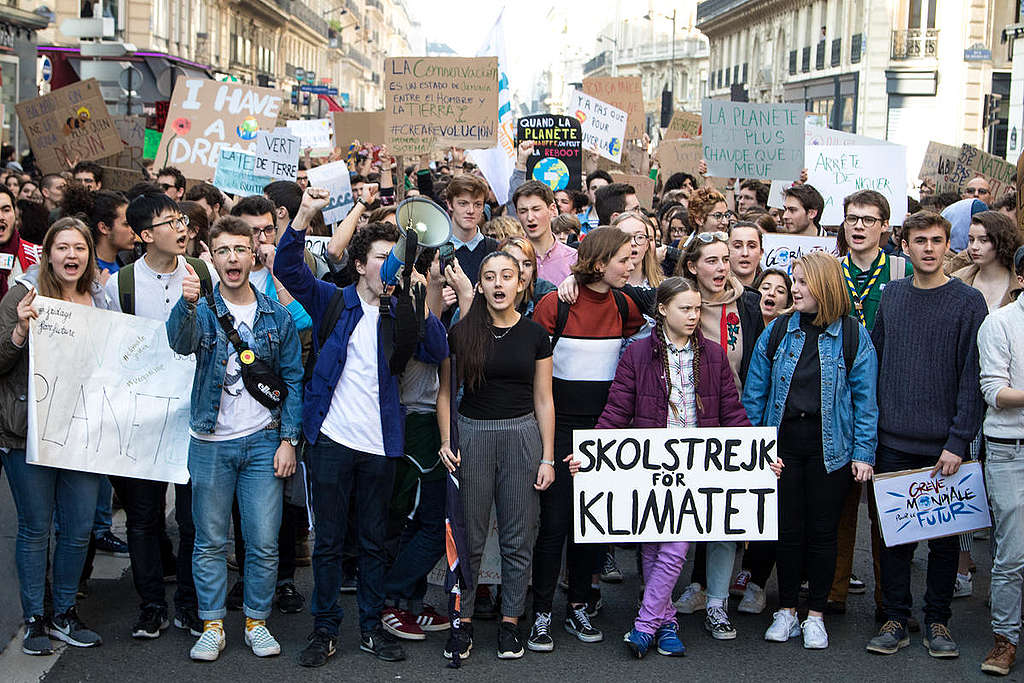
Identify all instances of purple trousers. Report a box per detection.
[635,541,689,634]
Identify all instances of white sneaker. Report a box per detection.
[672,583,706,615]
[190,627,226,661]
[244,622,281,657]
[738,582,766,614]
[764,610,801,642]
[953,573,973,599]
[801,617,828,649]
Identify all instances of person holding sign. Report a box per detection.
[0,218,115,655]
[743,251,878,649]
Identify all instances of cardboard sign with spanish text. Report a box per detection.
[583,76,645,139]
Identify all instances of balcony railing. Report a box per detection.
[614,38,709,63]
[583,50,610,74]
[346,44,371,69]
[891,28,938,59]
[291,0,330,37]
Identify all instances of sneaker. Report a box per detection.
[443,623,473,660]
[874,607,920,633]
[173,611,203,637]
[655,621,686,656]
[564,605,603,643]
[624,628,653,658]
[764,610,801,642]
[276,582,305,614]
[360,625,406,662]
[704,606,737,640]
[94,530,129,557]
[22,615,53,656]
[190,625,226,661]
[923,623,959,659]
[473,586,498,620]
[527,612,554,652]
[226,580,244,611]
[601,551,624,583]
[585,587,603,618]
[381,606,426,641]
[981,634,1017,676]
[730,569,752,597]
[298,629,336,668]
[673,583,706,615]
[848,573,866,595]
[497,621,524,659]
[132,605,169,639]
[802,617,828,649]
[48,607,102,647]
[953,573,973,599]
[738,582,766,614]
[866,619,910,654]
[244,620,281,657]
[339,573,357,594]
[414,605,449,632]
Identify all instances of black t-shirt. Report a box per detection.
[783,312,823,420]
[456,316,553,420]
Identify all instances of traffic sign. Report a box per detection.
[41,56,52,83]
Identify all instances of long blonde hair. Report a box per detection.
[37,217,97,299]
[611,210,664,287]
[498,235,538,305]
[791,251,851,327]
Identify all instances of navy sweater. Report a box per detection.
[871,277,987,458]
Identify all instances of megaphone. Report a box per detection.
[381,196,453,285]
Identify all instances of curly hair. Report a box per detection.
[346,221,400,280]
[687,186,726,229]
[970,210,1023,270]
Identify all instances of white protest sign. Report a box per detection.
[214,148,273,197]
[874,463,990,547]
[286,118,333,151]
[27,297,193,484]
[760,233,838,276]
[806,144,907,226]
[572,427,779,543]
[702,100,804,180]
[805,124,888,147]
[304,235,333,278]
[567,89,627,163]
[254,128,299,180]
[306,160,354,224]
[767,179,794,209]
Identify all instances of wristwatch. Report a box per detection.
[289,438,300,447]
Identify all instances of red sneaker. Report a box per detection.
[381,607,426,640]
[415,605,450,632]
[729,569,751,597]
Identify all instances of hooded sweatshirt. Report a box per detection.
[700,273,746,392]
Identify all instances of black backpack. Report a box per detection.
[550,289,630,347]
[117,256,212,315]
[765,313,859,375]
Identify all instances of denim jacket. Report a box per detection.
[166,284,304,441]
[741,315,878,472]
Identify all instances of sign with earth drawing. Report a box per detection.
[517,114,583,193]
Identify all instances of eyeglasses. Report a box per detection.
[630,233,649,246]
[212,245,252,258]
[707,211,734,222]
[255,224,277,237]
[147,214,189,231]
[682,231,729,249]
[963,187,990,197]
[159,182,177,192]
[844,214,882,228]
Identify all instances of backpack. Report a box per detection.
[765,313,859,375]
[302,286,346,386]
[117,256,212,315]
[551,289,630,347]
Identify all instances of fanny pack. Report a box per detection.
[205,291,288,411]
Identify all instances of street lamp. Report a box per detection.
[644,10,677,109]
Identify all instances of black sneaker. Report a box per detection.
[23,615,53,656]
[131,605,169,639]
[339,573,357,594]
[226,579,244,611]
[527,612,554,652]
[601,551,624,583]
[498,622,524,659]
[848,573,867,595]
[923,623,959,658]
[48,607,102,647]
[564,605,603,643]
[173,610,203,637]
[866,620,910,655]
[474,586,498,620]
[94,530,130,557]
[360,625,406,662]
[276,582,305,614]
[298,629,337,668]
[443,622,473,660]
[585,588,603,618]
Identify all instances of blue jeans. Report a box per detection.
[2,449,100,618]
[705,541,738,602]
[309,436,395,635]
[986,439,1024,644]
[188,430,283,621]
[93,476,113,536]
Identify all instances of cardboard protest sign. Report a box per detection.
[16,79,124,175]
[571,427,779,543]
[99,165,145,193]
[567,90,626,163]
[760,233,838,276]
[583,76,645,139]
[27,297,193,484]
[874,463,990,547]
[702,100,804,180]
[665,110,702,140]
[254,128,300,180]
[516,114,582,192]
[333,111,387,146]
[939,143,1017,199]
[610,172,655,209]
[213,149,273,196]
[285,118,333,151]
[98,115,147,170]
[155,77,284,180]
[594,142,650,176]
[384,57,499,155]
[655,137,703,181]
[919,141,959,181]
[806,144,908,226]
[306,160,354,224]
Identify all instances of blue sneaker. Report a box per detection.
[655,621,686,657]
[624,629,653,658]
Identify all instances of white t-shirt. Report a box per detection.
[249,266,271,296]
[320,295,384,455]
[104,254,220,322]
[191,299,273,441]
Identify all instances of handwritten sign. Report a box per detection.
[285,118,333,151]
[155,77,283,180]
[384,56,499,155]
[254,128,299,180]
[874,463,990,547]
[941,143,1016,199]
[665,110,702,140]
[306,160,354,224]
[702,100,804,180]
[655,137,703,181]
[213,149,272,197]
[805,124,886,147]
[100,165,145,193]
[594,142,650,176]
[610,172,655,209]
[27,297,193,484]
[333,111,387,146]
[583,76,645,139]
[98,115,147,170]
[567,90,626,163]
[571,427,779,543]
[517,114,582,192]
[16,79,124,175]
[304,235,333,278]
[806,144,907,226]
[760,233,838,275]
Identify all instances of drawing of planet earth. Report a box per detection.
[533,157,570,191]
